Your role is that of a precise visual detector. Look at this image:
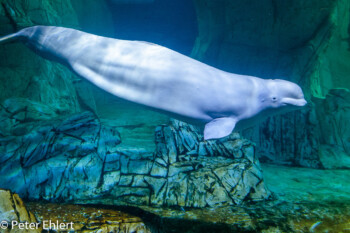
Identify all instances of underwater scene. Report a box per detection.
[0,0,350,232]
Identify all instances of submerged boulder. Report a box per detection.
[153,120,269,206]
[248,88,350,169]
[246,108,321,168]
[0,189,40,232]
[0,99,270,208]
[314,88,350,169]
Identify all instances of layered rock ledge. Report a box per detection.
[0,98,270,208]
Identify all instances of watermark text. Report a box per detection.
[0,220,74,230]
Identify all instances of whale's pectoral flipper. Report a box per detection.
[204,117,237,140]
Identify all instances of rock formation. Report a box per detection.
[0,189,40,233]
[0,0,115,117]
[191,0,350,94]
[314,88,350,169]
[28,202,150,232]
[244,109,321,168]
[243,88,350,168]
[0,0,81,115]
[0,98,270,208]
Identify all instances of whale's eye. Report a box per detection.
[272,97,277,102]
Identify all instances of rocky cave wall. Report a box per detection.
[310,0,350,97]
[192,0,333,86]
[191,0,350,168]
[0,0,80,114]
[0,0,114,116]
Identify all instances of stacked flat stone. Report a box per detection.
[0,98,270,208]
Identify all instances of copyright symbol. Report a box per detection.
[0,221,8,229]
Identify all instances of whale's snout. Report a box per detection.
[281,97,307,107]
[298,98,307,107]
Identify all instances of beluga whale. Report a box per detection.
[0,26,307,140]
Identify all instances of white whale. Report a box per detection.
[0,26,307,140]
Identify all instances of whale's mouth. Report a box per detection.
[281,97,307,107]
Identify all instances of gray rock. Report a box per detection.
[101,171,121,191]
[250,88,350,169]
[168,163,194,177]
[104,153,121,172]
[128,159,152,175]
[316,89,350,156]
[0,189,39,232]
[0,0,116,120]
[119,175,134,186]
[150,162,168,177]
[120,154,130,174]
[144,176,167,206]
[111,187,150,205]
[132,175,148,188]
[0,99,270,208]
[315,90,350,169]
[318,145,350,169]
[153,120,270,207]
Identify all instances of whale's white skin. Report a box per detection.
[0,26,307,140]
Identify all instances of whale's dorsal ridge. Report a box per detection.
[204,117,237,140]
[137,40,157,46]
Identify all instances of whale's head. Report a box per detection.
[266,79,307,109]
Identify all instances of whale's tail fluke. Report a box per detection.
[0,33,19,44]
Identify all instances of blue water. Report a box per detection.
[106,0,198,55]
